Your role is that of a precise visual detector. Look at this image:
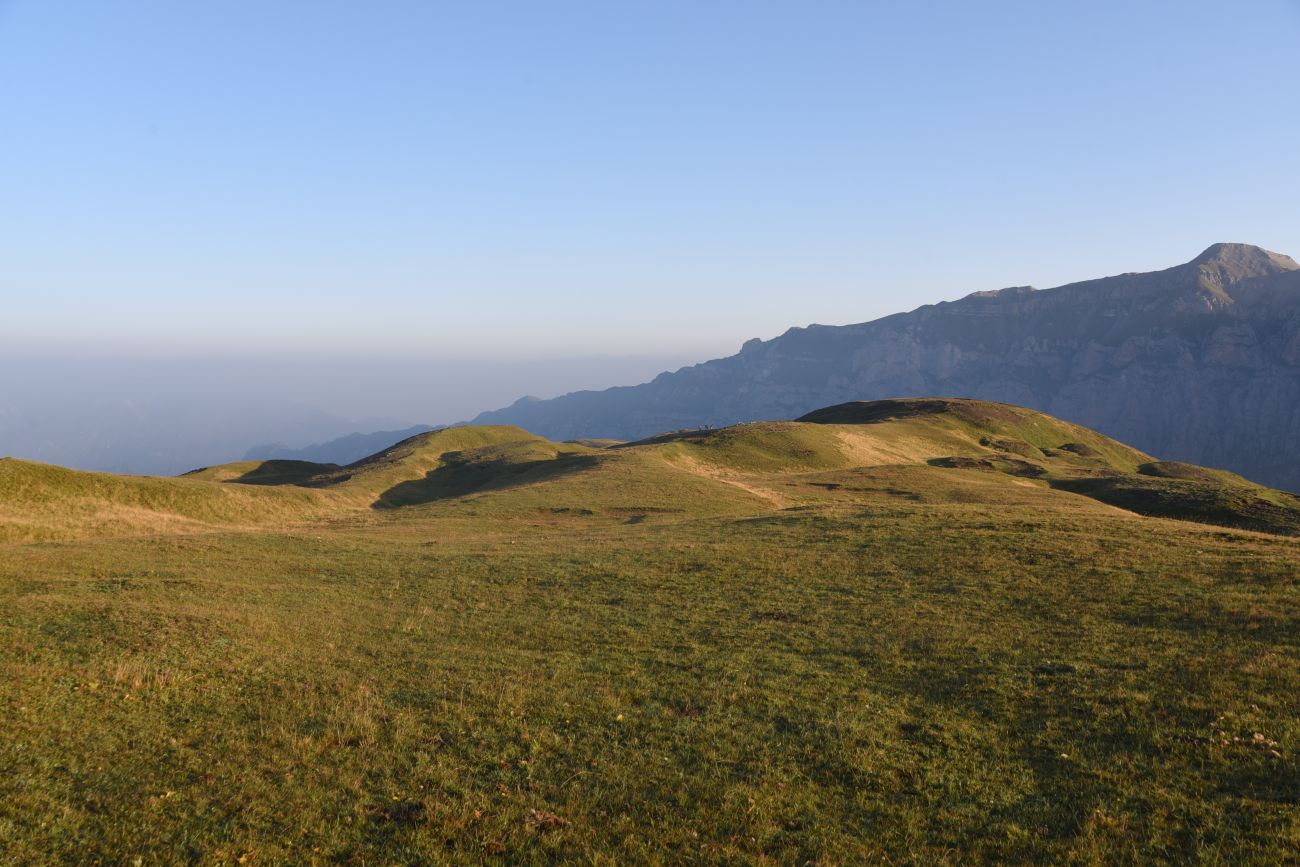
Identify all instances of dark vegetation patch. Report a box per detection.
[1055,476,1300,536]
[605,506,686,516]
[620,425,762,448]
[799,397,1031,427]
[233,459,340,486]
[980,436,1042,457]
[929,456,1047,478]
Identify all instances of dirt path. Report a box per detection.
[670,455,790,508]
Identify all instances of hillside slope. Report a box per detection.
[0,457,333,544]
[7,399,1298,543]
[3,400,1298,863]
[470,243,1300,491]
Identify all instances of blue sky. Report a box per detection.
[2,0,1299,361]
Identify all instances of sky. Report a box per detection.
[1,1,1299,469]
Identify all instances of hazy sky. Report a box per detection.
[3,1,1300,472]
[4,0,1298,362]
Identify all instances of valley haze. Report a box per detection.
[11,242,1299,495]
[0,353,696,475]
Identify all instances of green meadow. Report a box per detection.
[1,400,1297,864]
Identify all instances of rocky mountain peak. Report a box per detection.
[470,243,1300,491]
[965,285,1037,300]
[1190,243,1299,281]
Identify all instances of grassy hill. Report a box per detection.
[0,457,334,545]
[1,399,1298,862]
[14,397,1296,542]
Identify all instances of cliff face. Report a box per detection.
[472,244,1300,490]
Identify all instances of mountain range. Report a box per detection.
[469,243,1300,491]
[244,424,438,465]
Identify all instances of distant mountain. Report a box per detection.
[470,243,1300,491]
[244,425,438,466]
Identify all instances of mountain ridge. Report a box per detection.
[243,424,439,465]
[468,243,1300,491]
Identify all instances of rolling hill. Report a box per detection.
[5,398,1299,543]
[0,456,334,545]
[469,243,1300,492]
[2,400,1298,862]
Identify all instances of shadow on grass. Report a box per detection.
[1052,476,1300,537]
[372,451,599,509]
[233,460,340,486]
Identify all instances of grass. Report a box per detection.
[1,399,1297,863]
[1057,474,1300,537]
[0,458,333,545]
